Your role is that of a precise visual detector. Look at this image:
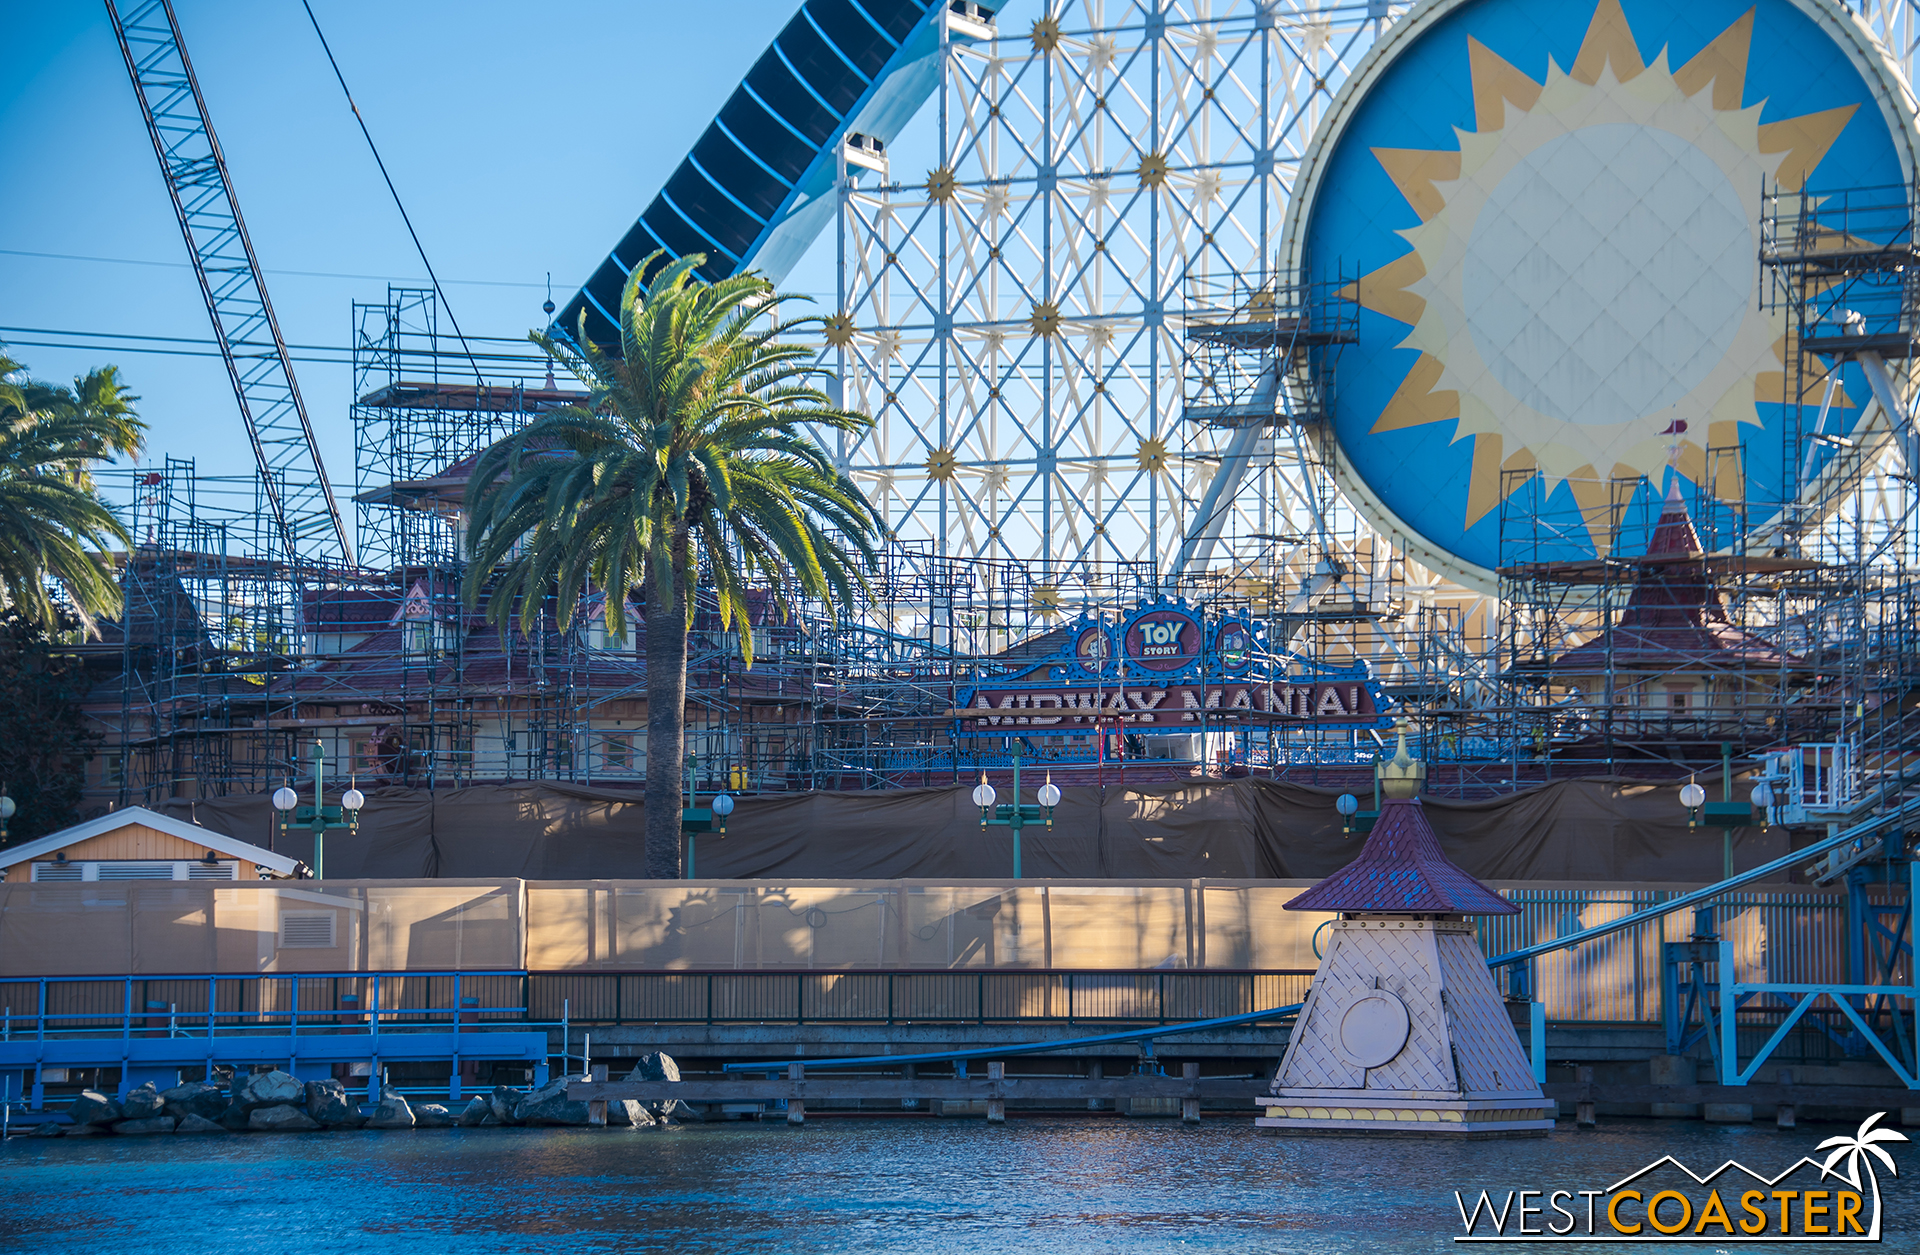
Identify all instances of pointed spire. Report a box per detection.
[1377,717,1427,799]
[1646,476,1704,557]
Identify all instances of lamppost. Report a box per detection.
[271,740,363,878]
[971,741,1060,878]
[684,790,733,879]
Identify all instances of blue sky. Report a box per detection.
[0,0,845,494]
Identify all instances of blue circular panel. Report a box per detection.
[1291,0,1917,586]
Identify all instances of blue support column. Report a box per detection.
[1718,938,1739,1086]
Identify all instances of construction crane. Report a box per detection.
[105,0,355,568]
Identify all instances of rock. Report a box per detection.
[29,1121,64,1138]
[610,1099,654,1127]
[174,1114,226,1135]
[487,1085,525,1126]
[122,1083,166,1120]
[366,1089,415,1130]
[248,1105,322,1132]
[233,1069,305,1112]
[63,1124,106,1137]
[625,1052,681,1084]
[512,1076,592,1127]
[520,1093,593,1126]
[66,1091,123,1126]
[511,1077,566,1116]
[115,1116,177,1135]
[455,1096,491,1127]
[657,1098,704,1123]
[215,1104,254,1133]
[413,1103,455,1128]
[160,1082,229,1122]
[304,1080,365,1128]
[479,1113,502,1126]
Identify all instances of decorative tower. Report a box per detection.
[1256,723,1554,1137]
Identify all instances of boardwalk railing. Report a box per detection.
[0,970,1316,1039]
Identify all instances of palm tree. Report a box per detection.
[0,354,144,634]
[464,253,879,877]
[1818,1111,1907,1203]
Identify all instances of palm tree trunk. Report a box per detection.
[643,526,692,878]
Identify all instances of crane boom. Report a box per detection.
[105,0,355,567]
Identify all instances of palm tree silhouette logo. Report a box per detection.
[1817,1112,1909,1218]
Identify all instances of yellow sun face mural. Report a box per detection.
[1288,0,1916,587]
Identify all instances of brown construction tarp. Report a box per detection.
[153,773,1791,883]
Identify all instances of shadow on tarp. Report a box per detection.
[153,774,1793,884]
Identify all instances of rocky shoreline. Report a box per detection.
[20,1053,700,1137]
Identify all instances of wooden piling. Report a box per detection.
[986,1062,1005,1123]
[1776,1070,1796,1129]
[788,1062,805,1125]
[587,1063,607,1127]
[1575,1066,1596,1128]
[1181,1062,1201,1123]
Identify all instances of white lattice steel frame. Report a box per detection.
[830,1,1408,585]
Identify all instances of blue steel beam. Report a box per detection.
[0,1032,547,1071]
[554,0,978,347]
[105,0,354,566]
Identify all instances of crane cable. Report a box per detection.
[298,0,486,386]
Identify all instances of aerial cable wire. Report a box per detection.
[298,0,486,385]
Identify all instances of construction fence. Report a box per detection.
[0,879,1885,1029]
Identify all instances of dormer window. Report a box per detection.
[582,599,639,652]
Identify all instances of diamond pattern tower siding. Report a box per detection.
[1257,724,1552,1137]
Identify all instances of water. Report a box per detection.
[1,1118,1912,1252]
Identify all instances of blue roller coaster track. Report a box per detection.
[553,0,993,347]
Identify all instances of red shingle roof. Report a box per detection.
[1553,481,1798,673]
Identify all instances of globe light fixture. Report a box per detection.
[0,793,14,841]
[1680,779,1706,829]
[972,776,998,818]
[711,791,735,835]
[272,786,299,811]
[1335,792,1359,835]
[1751,781,1774,810]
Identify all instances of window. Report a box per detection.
[278,911,337,949]
[604,733,632,770]
[1670,690,1691,711]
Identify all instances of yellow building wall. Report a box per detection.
[2,823,261,883]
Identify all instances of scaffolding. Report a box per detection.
[1471,178,1920,790]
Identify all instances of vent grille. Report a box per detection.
[30,863,84,882]
[278,911,337,949]
[186,861,237,880]
[96,862,177,881]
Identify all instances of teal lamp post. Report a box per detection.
[273,740,364,878]
[971,742,1060,878]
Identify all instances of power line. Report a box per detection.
[299,0,485,384]
[0,247,546,289]
[0,324,546,349]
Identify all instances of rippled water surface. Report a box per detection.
[1,1117,1912,1253]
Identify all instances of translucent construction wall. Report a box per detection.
[523,881,1321,971]
[0,878,1872,1030]
[0,881,524,978]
